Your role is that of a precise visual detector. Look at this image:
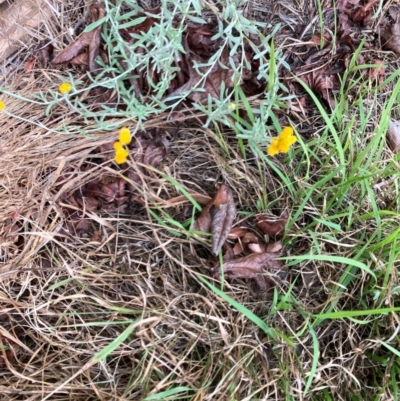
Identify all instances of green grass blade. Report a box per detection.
[314,307,400,320]
[303,325,319,395]
[144,386,193,400]
[284,255,376,280]
[92,318,143,363]
[197,274,278,341]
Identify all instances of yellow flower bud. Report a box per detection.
[119,127,131,145]
[59,82,72,94]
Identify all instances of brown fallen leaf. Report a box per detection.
[186,24,223,58]
[227,226,248,240]
[167,49,247,103]
[24,57,36,74]
[387,120,400,152]
[336,0,379,24]
[37,40,54,68]
[232,241,245,256]
[300,67,339,108]
[52,2,105,73]
[266,241,283,253]
[248,242,267,254]
[194,185,236,255]
[256,210,289,237]
[213,251,283,278]
[381,20,400,54]
[352,0,380,24]
[194,203,212,233]
[211,186,236,255]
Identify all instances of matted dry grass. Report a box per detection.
[1,0,400,400]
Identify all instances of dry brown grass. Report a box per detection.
[1,0,400,400]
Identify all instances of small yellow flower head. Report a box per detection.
[119,127,131,145]
[267,138,280,156]
[0,100,5,111]
[278,126,294,139]
[113,141,123,151]
[228,103,236,110]
[59,82,72,94]
[267,126,297,156]
[114,148,129,164]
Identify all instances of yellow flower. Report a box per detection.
[267,138,280,156]
[114,148,129,164]
[228,103,236,110]
[113,141,123,151]
[267,126,297,156]
[119,127,131,145]
[0,100,5,111]
[59,82,72,94]
[278,126,294,139]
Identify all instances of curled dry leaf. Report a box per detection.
[256,210,289,237]
[52,2,105,73]
[194,185,236,255]
[213,252,283,279]
[211,186,236,255]
[387,120,400,152]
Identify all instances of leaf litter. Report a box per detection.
[2,0,400,398]
[284,0,392,108]
[51,2,106,74]
[195,186,288,293]
[6,0,397,299]
[58,130,169,238]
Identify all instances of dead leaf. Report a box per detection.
[213,251,283,278]
[58,131,168,237]
[24,57,36,74]
[300,68,339,108]
[266,241,283,253]
[186,25,223,58]
[352,0,380,24]
[211,185,236,255]
[167,50,246,103]
[381,21,400,54]
[248,242,267,253]
[37,40,54,68]
[256,210,289,237]
[227,227,248,240]
[232,241,245,256]
[309,33,332,47]
[337,0,378,24]
[387,120,400,152]
[193,185,236,255]
[52,2,105,73]
[194,203,212,233]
